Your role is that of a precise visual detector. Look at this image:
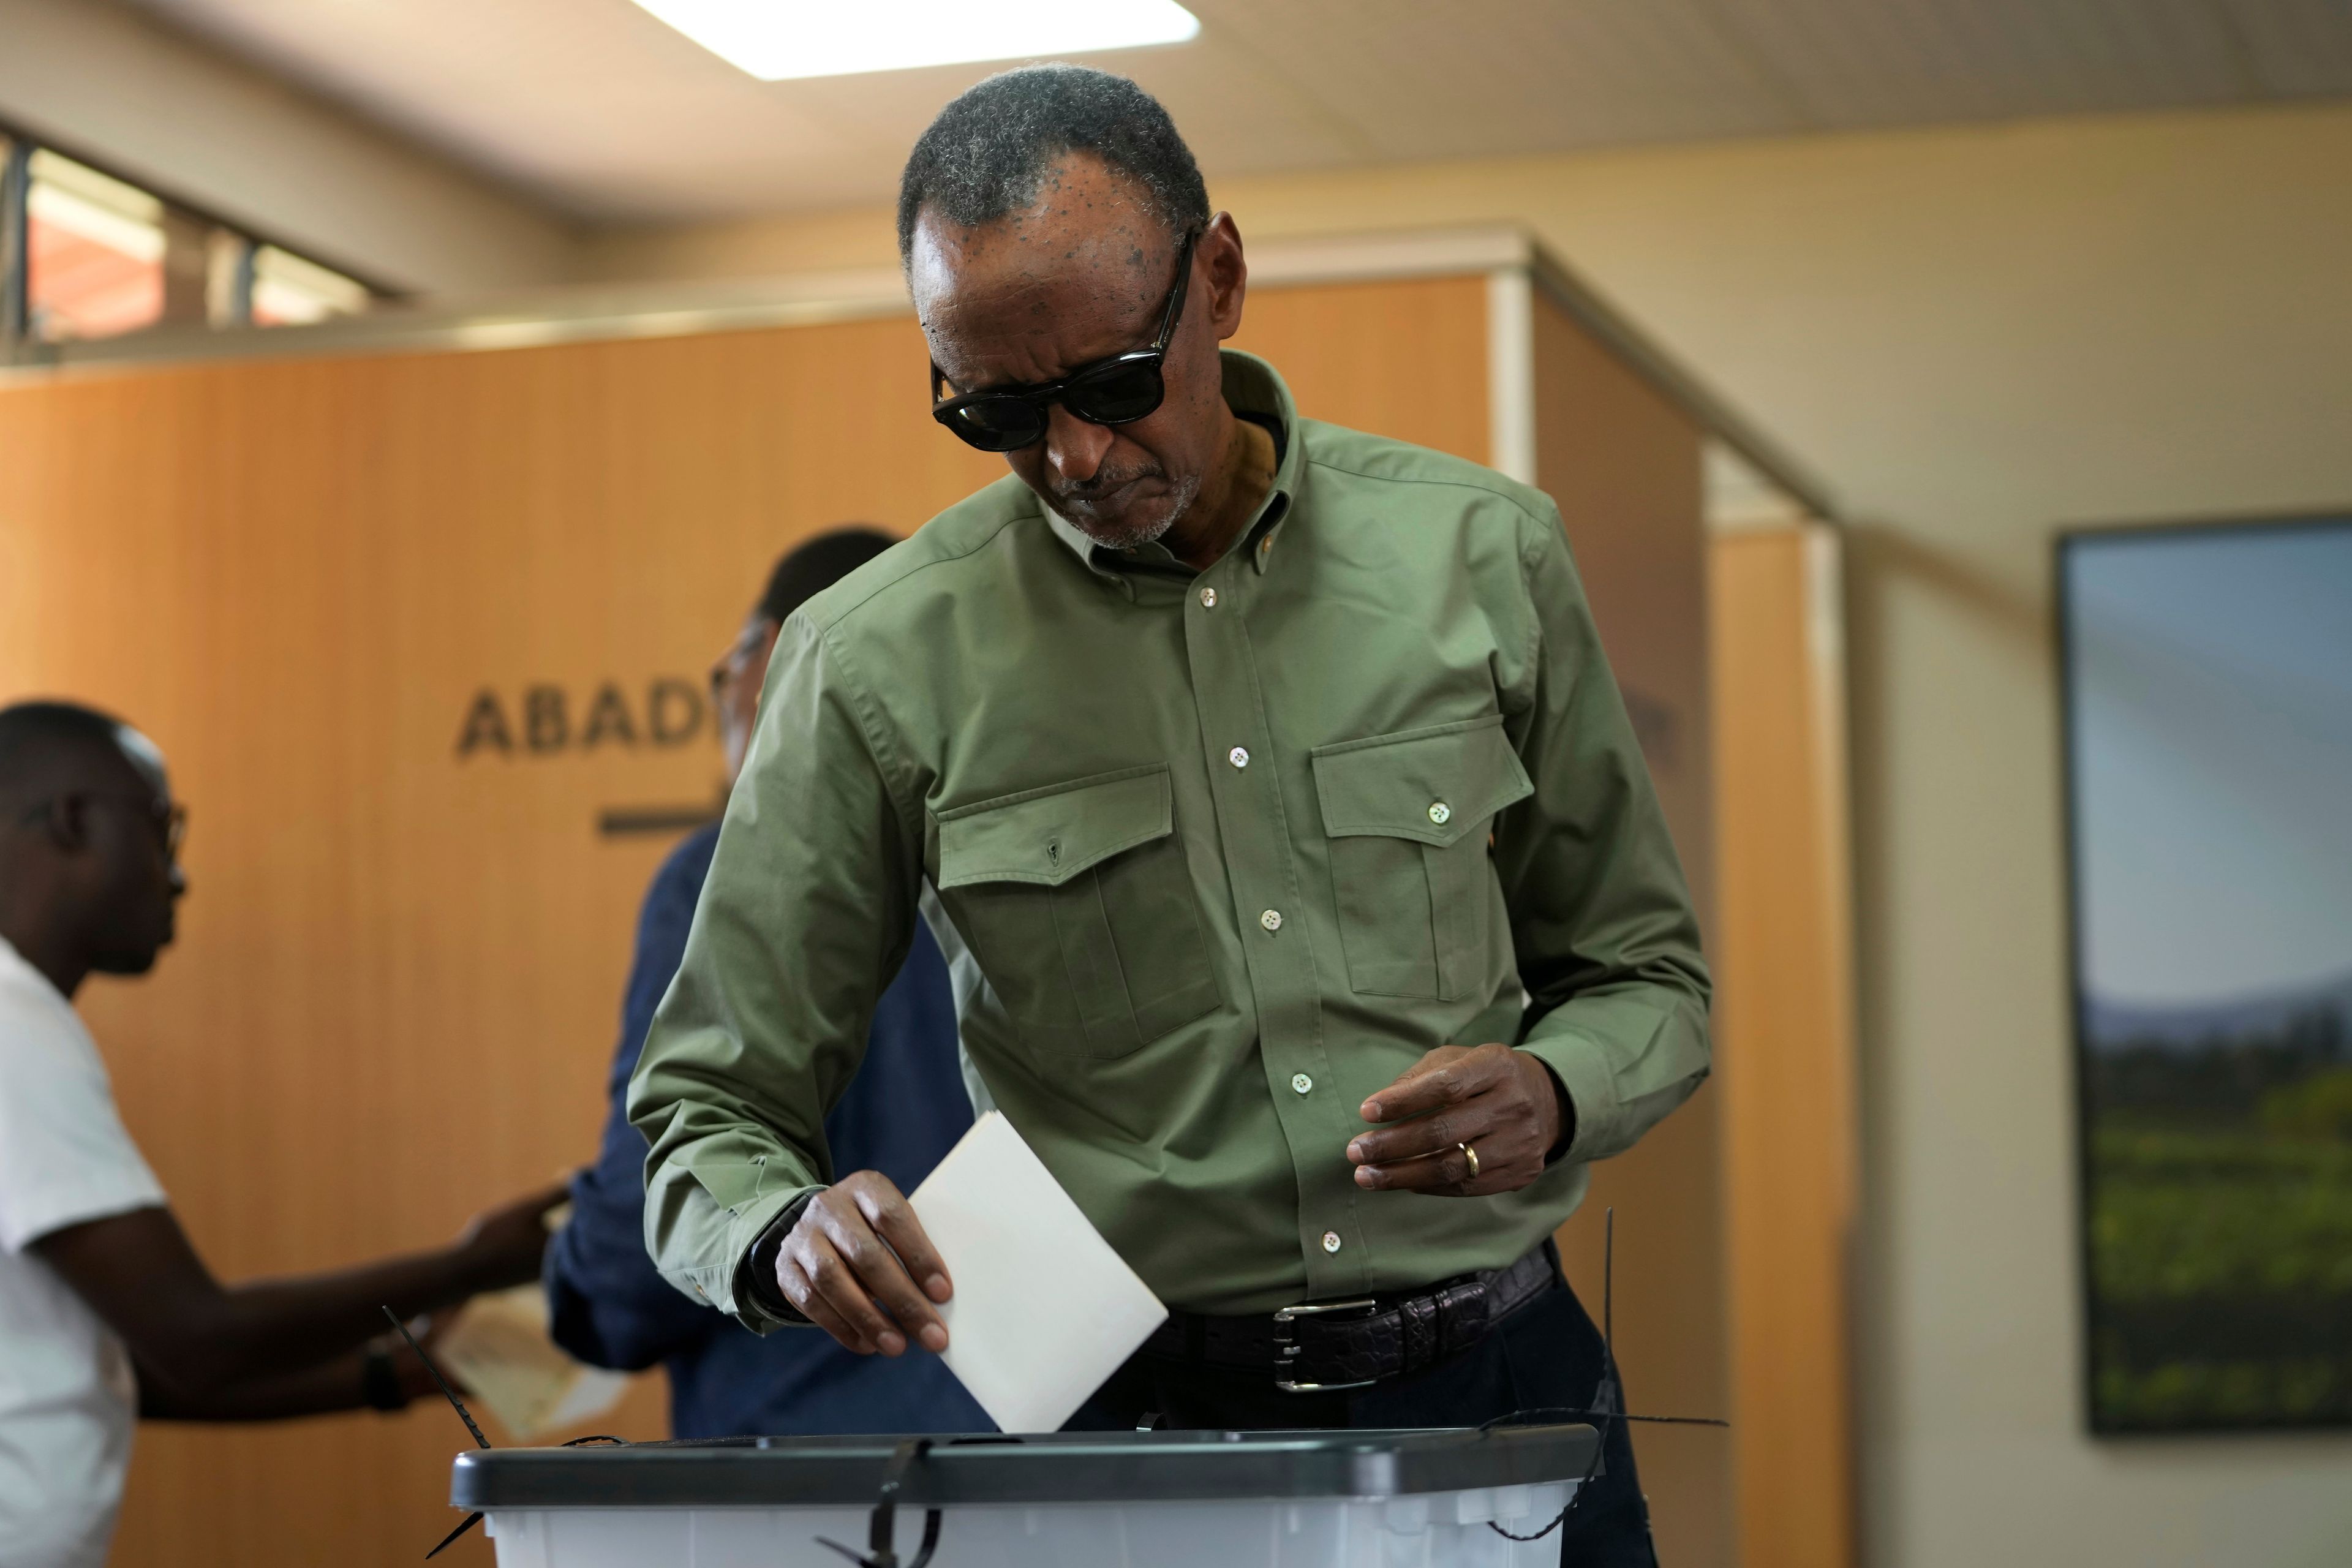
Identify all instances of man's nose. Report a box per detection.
[1041,404,1114,486]
[168,865,187,898]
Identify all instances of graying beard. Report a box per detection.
[1067,471,1202,552]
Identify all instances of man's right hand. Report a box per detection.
[775,1171,952,1357]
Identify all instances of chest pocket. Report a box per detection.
[1311,715,1535,1000]
[936,764,1221,1060]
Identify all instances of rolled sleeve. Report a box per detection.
[628,615,921,1329]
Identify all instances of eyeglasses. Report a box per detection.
[709,622,768,703]
[930,227,1200,453]
[105,793,186,861]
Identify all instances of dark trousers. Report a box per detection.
[1065,1271,1657,1566]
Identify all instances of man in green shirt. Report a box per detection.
[633,65,1707,1559]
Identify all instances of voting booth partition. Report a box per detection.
[0,228,1854,1568]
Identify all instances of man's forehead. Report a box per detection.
[910,167,1172,324]
[913,222,1161,312]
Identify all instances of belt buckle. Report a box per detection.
[1271,1297,1379,1394]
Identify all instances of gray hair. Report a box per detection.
[897,64,1210,265]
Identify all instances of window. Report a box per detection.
[251,244,369,326]
[26,149,172,341]
[2,130,382,352]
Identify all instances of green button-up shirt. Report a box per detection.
[631,350,1710,1326]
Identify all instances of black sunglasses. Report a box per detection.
[930,227,1201,453]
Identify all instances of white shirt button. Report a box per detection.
[1291,1072,1313,1095]
[1321,1231,1343,1253]
[1199,587,1217,608]
[1260,909,1283,932]
[1228,747,1250,769]
[1428,801,1452,825]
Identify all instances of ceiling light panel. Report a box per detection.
[631,0,1201,81]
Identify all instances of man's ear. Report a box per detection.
[1202,212,1248,341]
[39,794,91,854]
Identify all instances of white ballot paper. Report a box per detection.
[433,1284,629,1441]
[909,1110,1166,1433]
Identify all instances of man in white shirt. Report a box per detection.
[0,701,559,1568]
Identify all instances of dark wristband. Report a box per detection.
[361,1341,409,1412]
[742,1193,820,1324]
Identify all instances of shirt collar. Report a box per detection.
[0,933,74,1013]
[1044,349,1302,579]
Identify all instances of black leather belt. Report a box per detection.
[1139,1244,1559,1393]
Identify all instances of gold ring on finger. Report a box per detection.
[1458,1142,1480,1178]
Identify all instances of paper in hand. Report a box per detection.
[908,1110,1166,1433]
[432,1284,629,1441]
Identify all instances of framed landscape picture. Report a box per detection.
[2060,514,2352,1433]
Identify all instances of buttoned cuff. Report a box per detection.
[1514,1033,1624,1167]
[723,1186,823,1333]
[1526,1054,1577,1164]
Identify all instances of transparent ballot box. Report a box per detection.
[450,1425,1600,1568]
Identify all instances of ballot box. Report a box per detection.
[451,1425,1599,1568]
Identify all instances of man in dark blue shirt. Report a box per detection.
[545,530,986,1437]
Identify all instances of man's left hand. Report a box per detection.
[1346,1044,1566,1196]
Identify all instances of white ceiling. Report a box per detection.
[129,0,2352,226]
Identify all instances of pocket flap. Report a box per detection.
[937,765,1174,889]
[1311,716,1533,848]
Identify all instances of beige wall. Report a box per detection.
[0,0,575,292]
[582,104,2352,1567]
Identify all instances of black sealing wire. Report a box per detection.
[813,1431,1027,1568]
[383,1306,488,1451]
[816,1436,941,1568]
[382,1317,639,1558]
[1480,1210,1728,1546]
[382,1306,496,1560]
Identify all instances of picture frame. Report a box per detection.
[2057,511,2352,1434]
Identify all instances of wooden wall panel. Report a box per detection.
[1529,295,1732,1568]
[0,317,1000,1568]
[1228,274,1490,462]
[1713,524,1858,1568]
